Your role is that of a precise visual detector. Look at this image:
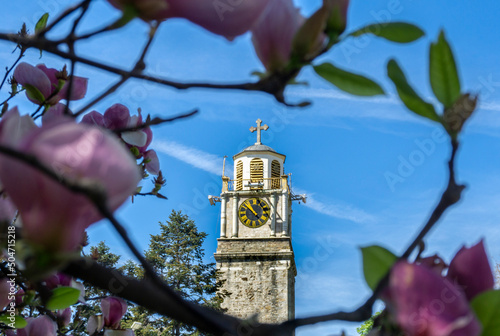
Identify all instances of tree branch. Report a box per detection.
[0,33,307,107]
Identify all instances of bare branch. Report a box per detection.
[113,109,199,133]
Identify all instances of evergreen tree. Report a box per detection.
[125,210,225,336]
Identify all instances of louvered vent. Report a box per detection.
[235,160,243,191]
[271,160,281,189]
[250,158,264,189]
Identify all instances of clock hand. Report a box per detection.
[247,203,259,217]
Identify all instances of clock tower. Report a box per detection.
[213,119,297,323]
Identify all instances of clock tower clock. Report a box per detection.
[213,119,298,323]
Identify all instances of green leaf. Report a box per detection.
[313,63,385,96]
[35,13,49,34]
[387,59,440,122]
[0,315,28,328]
[350,22,424,43]
[470,290,500,336]
[361,245,397,290]
[23,84,46,103]
[46,286,80,310]
[429,30,461,108]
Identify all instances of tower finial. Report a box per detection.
[249,119,269,145]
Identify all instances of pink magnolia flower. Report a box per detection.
[102,297,127,329]
[25,316,57,336]
[44,273,72,289]
[57,307,72,327]
[387,262,481,336]
[14,63,87,105]
[81,104,159,175]
[251,0,303,72]
[383,241,492,336]
[108,0,268,41]
[0,278,12,311]
[447,240,494,301]
[0,109,141,252]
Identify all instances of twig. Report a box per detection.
[113,109,198,133]
[0,50,24,91]
[73,22,159,116]
[37,0,89,37]
[64,0,91,115]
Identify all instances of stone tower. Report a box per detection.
[213,119,297,323]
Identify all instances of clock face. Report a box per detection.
[238,197,271,228]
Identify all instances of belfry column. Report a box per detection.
[220,194,227,238]
[232,194,238,237]
[270,193,277,237]
[281,175,289,236]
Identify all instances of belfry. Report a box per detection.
[212,119,298,323]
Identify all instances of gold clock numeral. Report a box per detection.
[238,197,271,228]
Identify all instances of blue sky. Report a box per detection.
[2,1,500,335]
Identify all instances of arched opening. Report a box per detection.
[271,160,281,189]
[250,158,264,190]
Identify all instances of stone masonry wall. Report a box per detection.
[215,238,296,323]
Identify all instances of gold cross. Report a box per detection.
[249,119,269,145]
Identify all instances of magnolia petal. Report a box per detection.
[447,240,494,301]
[0,107,37,148]
[36,64,59,88]
[387,262,481,336]
[87,315,105,334]
[57,307,72,327]
[0,278,12,311]
[57,76,88,102]
[251,0,303,72]
[104,104,131,129]
[43,103,73,125]
[102,297,128,329]
[166,0,269,40]
[26,316,57,336]
[71,279,86,303]
[122,130,147,147]
[14,62,52,102]
[144,150,160,175]
[81,111,106,127]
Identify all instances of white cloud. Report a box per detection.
[154,140,229,176]
[294,188,377,224]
